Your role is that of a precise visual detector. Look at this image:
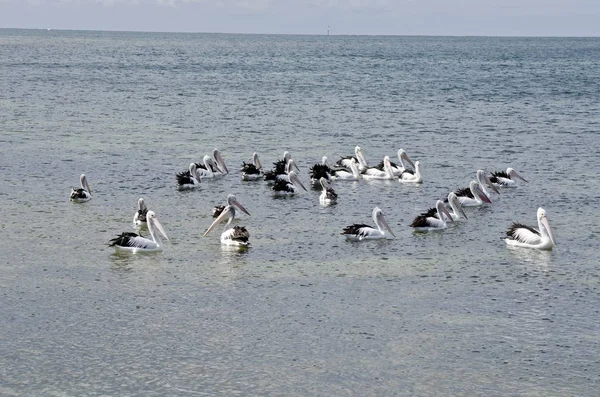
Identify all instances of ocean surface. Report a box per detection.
[1,29,599,396]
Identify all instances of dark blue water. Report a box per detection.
[1,29,599,396]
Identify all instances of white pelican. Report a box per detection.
[319,177,338,205]
[203,203,251,247]
[505,207,556,250]
[476,169,500,197]
[70,174,92,202]
[444,192,468,221]
[362,156,395,180]
[272,171,307,194]
[336,146,368,173]
[341,207,395,241]
[264,151,294,182]
[196,155,221,178]
[241,153,263,181]
[410,200,454,232]
[399,161,423,183]
[133,198,149,226]
[212,194,251,219]
[490,167,528,187]
[109,211,169,253]
[331,158,361,181]
[374,149,415,176]
[453,181,493,206]
[176,163,202,190]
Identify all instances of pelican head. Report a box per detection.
[435,200,454,223]
[189,162,201,181]
[283,151,292,163]
[447,192,468,219]
[321,156,328,166]
[288,171,308,192]
[137,197,146,211]
[146,211,169,241]
[355,146,367,168]
[373,207,396,238]
[252,152,262,169]
[537,207,557,247]
[398,149,415,169]
[477,169,500,194]
[212,149,228,174]
[508,167,528,182]
[80,174,91,193]
[226,194,251,216]
[470,181,492,203]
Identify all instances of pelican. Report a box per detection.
[241,153,263,181]
[336,146,368,173]
[272,171,308,194]
[490,167,528,187]
[204,148,228,175]
[444,192,468,221]
[342,207,395,241]
[410,200,454,232]
[70,174,92,202]
[331,158,361,181]
[451,181,493,206]
[319,177,338,205]
[362,156,395,180]
[505,207,556,250]
[203,203,251,247]
[212,194,250,219]
[132,198,149,226]
[310,157,333,184]
[176,163,202,190]
[196,155,220,178]
[399,161,423,183]
[109,211,169,253]
[264,151,294,182]
[374,149,415,176]
[476,169,500,197]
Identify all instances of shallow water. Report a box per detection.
[1,30,599,396]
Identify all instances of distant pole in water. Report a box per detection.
[327,25,330,36]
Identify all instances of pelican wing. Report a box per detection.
[212,205,225,218]
[506,222,542,244]
[109,232,156,249]
[70,188,90,200]
[272,179,295,193]
[223,226,250,243]
[241,162,261,175]
[310,163,332,180]
[176,170,194,185]
[325,187,338,201]
[454,187,474,199]
[136,207,148,223]
[341,223,373,238]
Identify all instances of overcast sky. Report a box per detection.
[1,0,599,36]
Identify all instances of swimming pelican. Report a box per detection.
[476,169,500,197]
[109,211,169,253]
[399,161,423,183]
[319,177,338,205]
[310,157,333,183]
[490,167,528,187]
[197,148,228,175]
[444,192,468,221]
[410,200,454,232]
[331,158,361,181]
[70,174,92,202]
[362,156,395,180]
[374,149,415,176]
[505,207,556,250]
[342,207,395,241]
[452,181,493,206]
[176,163,202,190]
[212,194,250,219]
[336,146,368,173]
[196,155,221,178]
[203,204,251,247]
[133,198,149,226]
[264,151,295,182]
[241,153,263,181]
[272,171,308,194]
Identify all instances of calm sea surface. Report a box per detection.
[1,29,599,396]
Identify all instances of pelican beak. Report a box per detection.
[254,154,262,170]
[152,218,169,241]
[476,185,492,203]
[290,172,308,192]
[456,202,468,220]
[540,216,557,247]
[288,159,300,173]
[379,213,396,238]
[194,169,202,182]
[401,152,415,169]
[511,169,528,182]
[203,207,232,237]
[484,174,500,194]
[214,150,229,174]
[232,198,251,216]
[356,149,367,166]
